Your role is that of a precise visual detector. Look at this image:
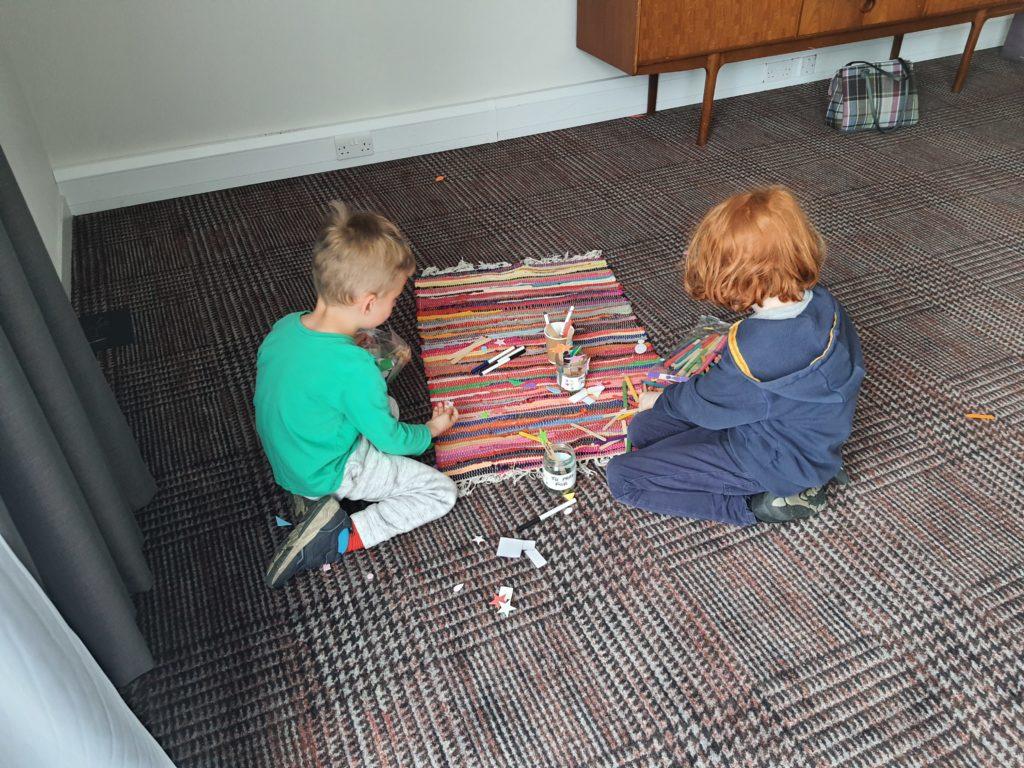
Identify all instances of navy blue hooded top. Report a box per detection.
[655,286,864,496]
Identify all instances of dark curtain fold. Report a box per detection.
[0,146,157,685]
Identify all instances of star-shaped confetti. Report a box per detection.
[489,593,508,608]
[496,601,517,617]
[472,535,486,544]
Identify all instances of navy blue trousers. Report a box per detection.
[606,408,763,526]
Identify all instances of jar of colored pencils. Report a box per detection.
[542,443,577,492]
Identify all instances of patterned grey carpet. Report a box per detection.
[73,51,1024,767]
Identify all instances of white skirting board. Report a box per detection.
[56,18,1011,215]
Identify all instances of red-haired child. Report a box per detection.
[607,187,864,524]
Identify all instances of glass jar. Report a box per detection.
[542,443,577,492]
[556,354,590,393]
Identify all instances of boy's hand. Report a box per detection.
[638,390,662,412]
[427,401,460,437]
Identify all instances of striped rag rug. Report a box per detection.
[415,252,661,491]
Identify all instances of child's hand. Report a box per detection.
[638,390,662,412]
[427,401,460,437]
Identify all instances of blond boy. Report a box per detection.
[255,202,458,588]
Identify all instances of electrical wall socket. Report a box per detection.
[763,57,795,83]
[334,133,374,161]
[800,54,818,77]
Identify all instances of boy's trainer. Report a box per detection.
[265,497,351,588]
[750,486,827,523]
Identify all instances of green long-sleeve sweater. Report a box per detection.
[254,313,431,496]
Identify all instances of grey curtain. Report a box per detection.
[0,146,157,686]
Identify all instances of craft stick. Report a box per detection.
[517,431,544,444]
[543,313,551,327]
[965,413,996,421]
[602,408,638,431]
[564,306,574,328]
[624,376,639,404]
[450,336,490,363]
[570,422,606,440]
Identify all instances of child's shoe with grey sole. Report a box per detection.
[750,485,827,523]
[265,497,350,588]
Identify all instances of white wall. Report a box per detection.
[0,43,69,285]
[0,0,618,168]
[0,1,1012,216]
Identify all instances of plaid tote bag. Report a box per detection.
[826,58,918,132]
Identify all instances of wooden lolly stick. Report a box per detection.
[450,336,490,363]
[570,422,605,440]
[601,408,638,431]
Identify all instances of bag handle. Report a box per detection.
[843,58,914,82]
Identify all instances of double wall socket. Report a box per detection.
[763,53,817,83]
[334,133,374,161]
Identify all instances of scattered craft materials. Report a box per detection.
[416,254,660,489]
[965,413,996,421]
[645,316,730,388]
[435,175,445,182]
[497,537,535,559]
[275,516,292,527]
[472,535,486,544]
[524,547,548,569]
[495,538,549,569]
[489,585,515,614]
[453,583,464,593]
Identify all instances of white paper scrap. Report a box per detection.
[498,585,514,601]
[453,583,464,593]
[497,537,534,559]
[524,546,548,569]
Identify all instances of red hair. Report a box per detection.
[684,187,824,312]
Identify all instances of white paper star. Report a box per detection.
[472,535,486,544]
[496,601,517,616]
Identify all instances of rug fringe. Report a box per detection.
[455,456,609,497]
[421,250,603,278]
[420,259,511,276]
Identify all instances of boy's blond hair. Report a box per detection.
[312,202,415,305]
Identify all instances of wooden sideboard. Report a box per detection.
[577,0,1023,144]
